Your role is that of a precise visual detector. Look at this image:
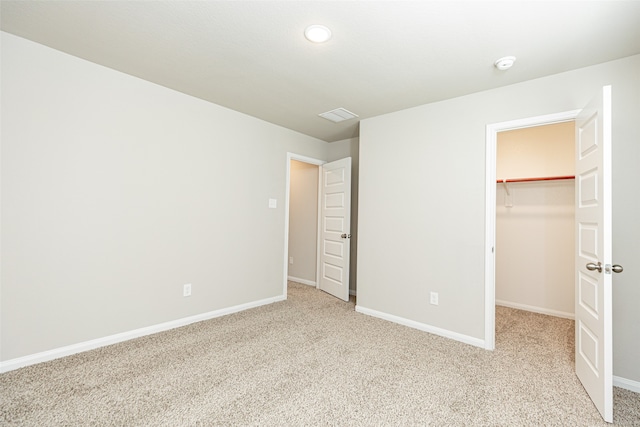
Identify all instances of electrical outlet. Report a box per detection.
[430,292,439,306]
[289,257,294,265]
[183,283,192,297]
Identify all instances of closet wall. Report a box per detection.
[496,122,575,318]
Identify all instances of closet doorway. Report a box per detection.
[284,154,323,297]
[495,121,576,320]
[483,109,581,350]
[485,89,616,422]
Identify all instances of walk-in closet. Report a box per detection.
[495,121,576,319]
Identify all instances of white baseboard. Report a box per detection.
[496,299,574,320]
[349,289,357,296]
[614,375,640,393]
[355,305,484,349]
[0,295,285,374]
[287,276,316,287]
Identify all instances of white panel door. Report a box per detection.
[319,157,351,301]
[575,86,614,423]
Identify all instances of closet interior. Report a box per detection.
[495,121,576,319]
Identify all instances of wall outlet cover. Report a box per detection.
[430,292,439,305]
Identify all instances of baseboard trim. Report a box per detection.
[355,305,484,349]
[0,295,285,374]
[614,376,640,393]
[496,299,574,320]
[349,289,357,296]
[287,276,316,287]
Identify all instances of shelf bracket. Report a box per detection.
[502,179,513,207]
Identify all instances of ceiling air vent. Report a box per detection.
[319,108,359,123]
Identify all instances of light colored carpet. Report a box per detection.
[1,281,639,426]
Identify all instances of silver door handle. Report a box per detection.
[341,233,351,239]
[611,264,623,273]
[586,262,602,273]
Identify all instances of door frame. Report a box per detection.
[484,109,581,350]
[283,153,325,298]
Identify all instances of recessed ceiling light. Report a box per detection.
[304,25,332,43]
[494,56,516,70]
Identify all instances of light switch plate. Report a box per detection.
[269,198,277,209]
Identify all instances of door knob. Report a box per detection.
[611,264,623,273]
[586,262,602,273]
[340,233,351,239]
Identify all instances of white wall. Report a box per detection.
[328,138,359,295]
[496,123,575,318]
[496,181,575,317]
[287,160,318,284]
[358,54,640,383]
[0,33,328,363]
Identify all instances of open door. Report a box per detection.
[318,157,351,301]
[575,85,621,423]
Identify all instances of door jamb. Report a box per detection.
[284,153,325,298]
[484,110,580,350]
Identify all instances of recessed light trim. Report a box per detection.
[304,25,332,43]
[494,56,516,70]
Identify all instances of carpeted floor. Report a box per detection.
[1,281,639,426]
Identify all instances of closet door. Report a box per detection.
[575,86,613,423]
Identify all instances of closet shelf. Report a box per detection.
[496,175,575,184]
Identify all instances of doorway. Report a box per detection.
[495,122,576,321]
[283,153,324,298]
[487,87,617,423]
[284,153,354,302]
[287,159,321,286]
[484,109,581,350]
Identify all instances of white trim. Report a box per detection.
[484,122,497,350]
[613,376,640,394]
[496,299,574,320]
[315,166,323,289]
[485,109,581,351]
[355,305,484,349]
[602,86,614,420]
[287,276,316,287]
[0,295,284,374]
[284,153,325,299]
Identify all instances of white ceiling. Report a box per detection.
[2,1,640,142]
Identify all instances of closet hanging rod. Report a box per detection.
[496,175,575,184]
